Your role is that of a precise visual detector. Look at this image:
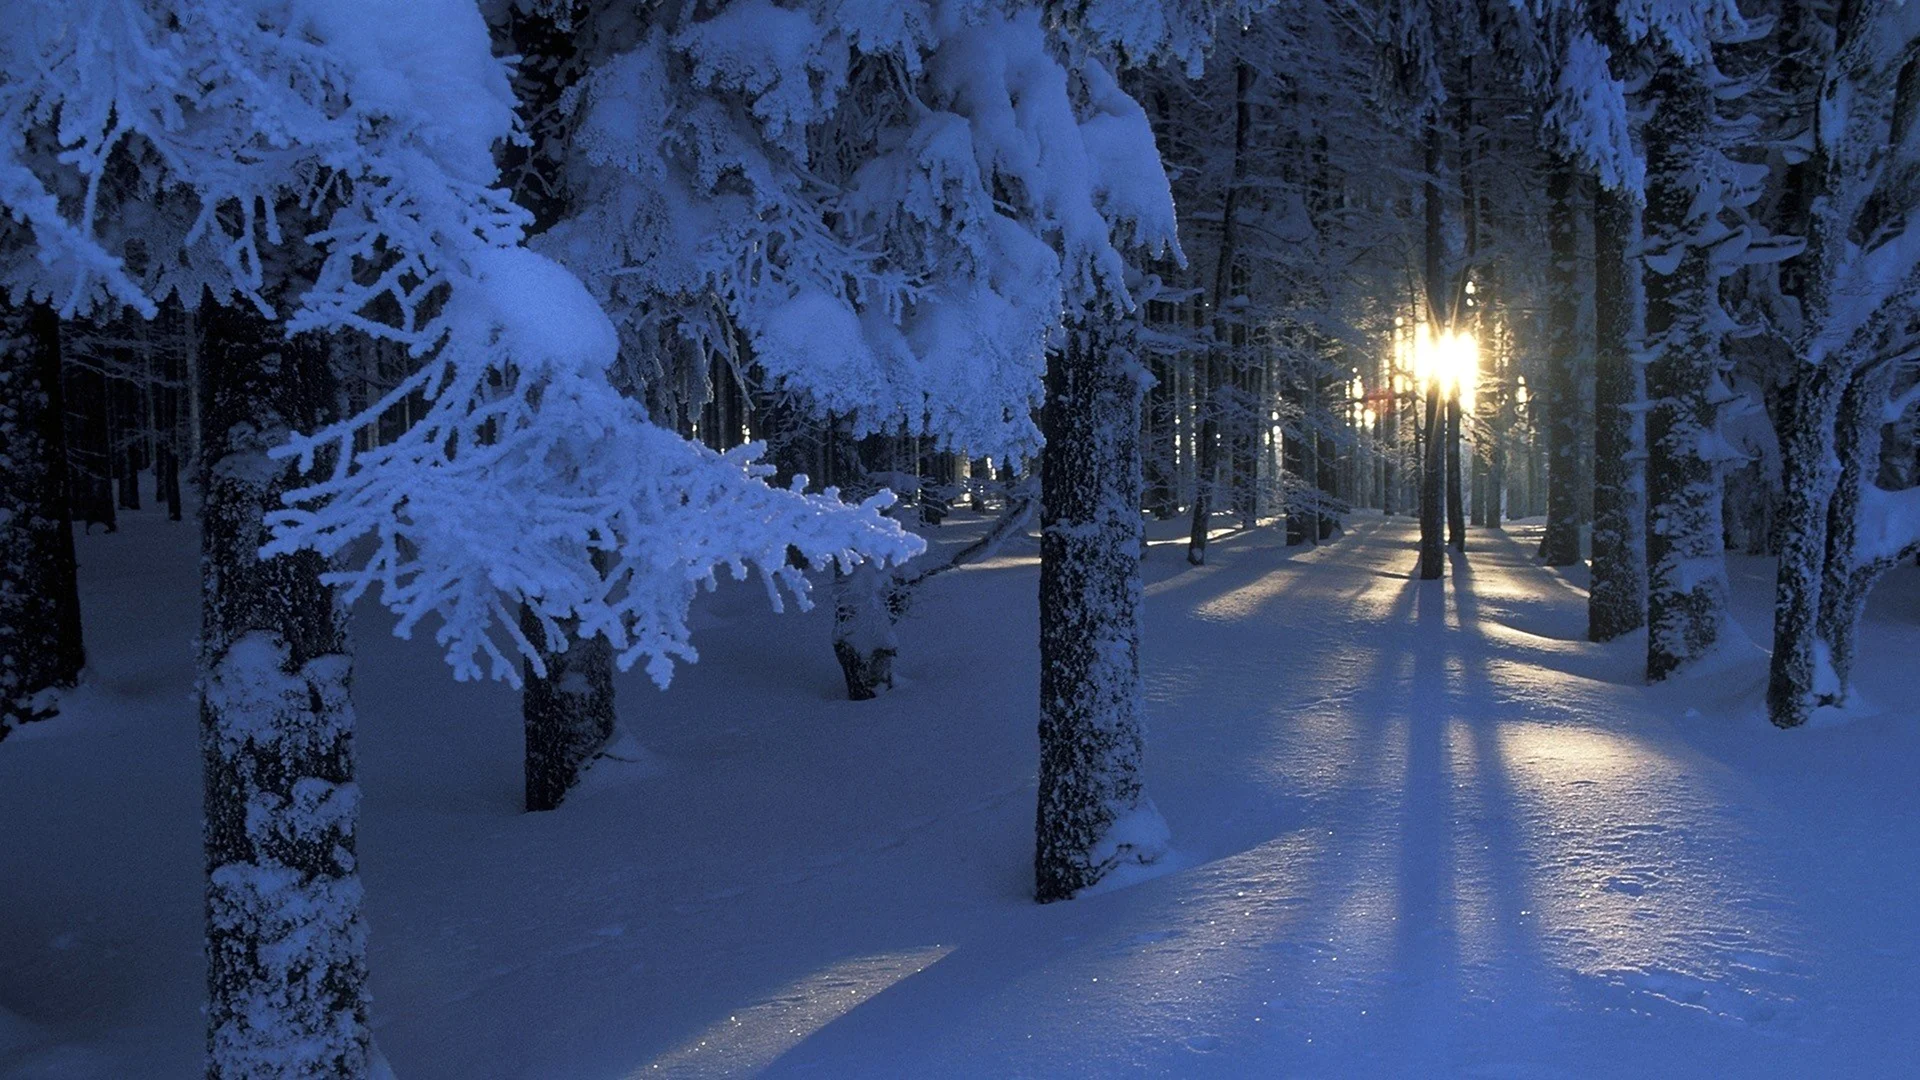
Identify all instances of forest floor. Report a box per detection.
[3,509,1919,1078]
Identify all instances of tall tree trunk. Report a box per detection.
[522,608,619,811]
[498,0,622,800]
[1381,373,1399,517]
[1816,362,1895,704]
[1488,334,1508,529]
[1419,382,1445,579]
[1542,162,1584,566]
[1419,123,1448,578]
[1642,58,1730,682]
[0,302,85,740]
[1188,61,1252,567]
[1764,365,1842,721]
[1446,387,1465,549]
[1589,185,1647,641]
[1036,318,1166,903]
[68,362,116,534]
[1762,0,1882,725]
[198,302,367,1078]
[1447,60,1475,553]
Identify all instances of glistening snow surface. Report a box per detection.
[4,510,1920,1076]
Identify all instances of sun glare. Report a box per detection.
[1402,325,1479,413]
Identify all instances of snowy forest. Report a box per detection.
[3,0,1919,1076]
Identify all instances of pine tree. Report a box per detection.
[198,300,367,1077]
[1642,53,1730,681]
[1588,185,1647,640]
[1035,315,1166,901]
[1762,0,1918,725]
[1187,60,1253,567]
[1418,126,1448,581]
[0,301,85,740]
[1541,162,1585,567]
[493,0,619,811]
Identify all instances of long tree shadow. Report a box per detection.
[1444,549,1558,1009]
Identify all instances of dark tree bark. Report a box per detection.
[1446,387,1465,550]
[1381,375,1399,517]
[832,563,898,701]
[119,418,143,511]
[1642,58,1730,682]
[1283,366,1310,545]
[1188,61,1252,567]
[1542,162,1584,567]
[1762,0,1885,726]
[67,361,116,534]
[495,0,621,799]
[1488,331,1508,529]
[1418,122,1448,580]
[1419,382,1445,579]
[156,441,184,521]
[1446,61,1474,553]
[198,300,367,1078]
[1765,362,1842,721]
[1816,363,1899,703]
[522,608,619,811]
[1036,318,1165,903]
[0,302,85,740]
[1589,185,1647,641]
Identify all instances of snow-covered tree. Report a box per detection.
[1762,0,1920,724]
[0,302,84,741]
[1628,1,1764,681]
[1,0,919,1070]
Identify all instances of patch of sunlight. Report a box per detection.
[631,945,953,1078]
[1497,724,1645,782]
[1491,722,1803,1022]
[1186,569,1292,622]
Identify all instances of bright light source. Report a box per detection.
[1404,325,1479,413]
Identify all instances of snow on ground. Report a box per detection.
[3,508,1919,1077]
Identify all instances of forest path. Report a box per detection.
[6,510,1919,1079]
[744,516,1881,1078]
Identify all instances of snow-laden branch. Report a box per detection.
[265,247,924,688]
[2,0,924,686]
[547,1,1184,463]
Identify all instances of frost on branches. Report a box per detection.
[265,244,922,690]
[2,1,921,1074]
[2,0,923,690]
[546,0,1182,462]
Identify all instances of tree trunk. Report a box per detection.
[1764,366,1842,723]
[832,563,899,701]
[1446,387,1465,550]
[1488,337,1508,529]
[522,606,618,812]
[1589,185,1647,641]
[198,301,367,1078]
[1036,318,1166,903]
[1381,379,1399,517]
[1542,162,1584,566]
[1816,363,1894,704]
[157,441,184,521]
[1187,61,1253,567]
[68,362,116,534]
[1761,0,1884,723]
[1642,58,1729,682]
[120,427,143,511]
[1419,382,1445,579]
[0,302,85,740]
